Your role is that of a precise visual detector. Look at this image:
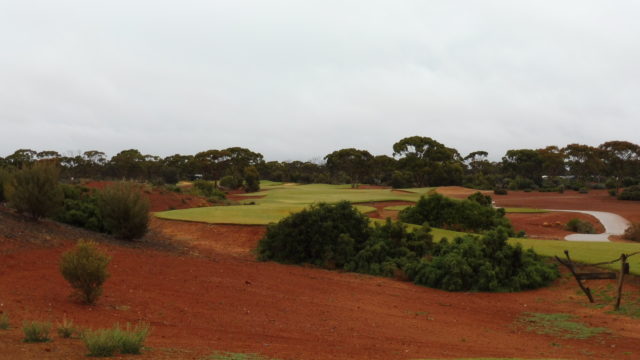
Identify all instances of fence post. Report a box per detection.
[615,254,627,311]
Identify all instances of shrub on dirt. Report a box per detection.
[564,218,595,234]
[0,313,9,330]
[56,316,76,338]
[258,201,371,268]
[243,166,260,193]
[55,185,105,232]
[82,322,150,356]
[618,185,640,201]
[624,223,640,242]
[398,192,512,233]
[406,227,558,291]
[345,219,433,277]
[193,180,226,200]
[6,162,63,220]
[493,188,508,195]
[60,240,110,305]
[98,182,149,240]
[0,167,13,202]
[22,321,52,343]
[219,175,243,190]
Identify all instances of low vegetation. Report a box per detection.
[82,322,150,357]
[55,185,105,232]
[22,320,52,343]
[399,192,512,233]
[98,182,149,240]
[564,218,595,234]
[259,202,557,292]
[624,222,640,242]
[205,352,280,360]
[618,185,640,201]
[0,313,9,330]
[60,240,111,305]
[519,312,608,339]
[6,162,63,219]
[56,316,76,338]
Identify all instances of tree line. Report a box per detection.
[1,137,639,191]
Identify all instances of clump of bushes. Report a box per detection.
[192,180,226,201]
[493,188,508,195]
[82,322,150,357]
[243,166,260,193]
[22,321,52,342]
[467,192,492,207]
[406,227,558,291]
[98,182,149,240]
[398,193,512,233]
[219,175,243,190]
[624,223,640,242]
[618,185,640,201]
[564,218,595,234]
[6,162,63,219]
[55,185,104,232]
[258,201,557,292]
[60,240,110,305]
[0,167,13,202]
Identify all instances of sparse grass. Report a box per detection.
[501,207,549,213]
[518,312,608,339]
[56,316,76,338]
[22,321,52,343]
[0,313,10,330]
[82,322,150,357]
[203,352,280,360]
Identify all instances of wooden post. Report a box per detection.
[560,250,594,303]
[615,254,627,311]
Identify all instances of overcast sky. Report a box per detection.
[1,1,639,161]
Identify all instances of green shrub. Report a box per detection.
[60,240,110,304]
[618,185,640,201]
[55,185,105,232]
[390,170,413,189]
[23,321,52,342]
[578,187,589,194]
[7,162,63,219]
[98,182,149,240]
[243,166,260,193]
[0,313,9,330]
[258,201,371,268]
[564,218,595,234]
[0,167,13,202]
[56,316,75,338]
[608,189,617,197]
[82,322,150,357]
[219,175,242,190]
[467,192,492,207]
[406,227,558,291]
[624,223,640,242]
[399,192,512,233]
[493,188,508,195]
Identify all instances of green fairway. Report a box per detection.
[156,182,427,224]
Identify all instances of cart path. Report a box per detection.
[548,209,631,242]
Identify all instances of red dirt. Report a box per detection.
[3,204,640,360]
[493,189,640,223]
[507,212,605,240]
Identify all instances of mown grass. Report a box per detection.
[518,312,608,339]
[502,207,549,213]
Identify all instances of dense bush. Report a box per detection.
[243,166,260,193]
[0,167,12,202]
[467,192,492,207]
[406,227,558,291]
[507,176,537,190]
[55,185,104,232]
[192,180,226,200]
[345,219,433,277]
[618,185,640,201]
[257,201,371,268]
[493,188,508,195]
[398,193,512,233]
[98,182,149,240]
[564,218,595,234]
[60,240,111,304]
[7,162,63,219]
[390,170,413,189]
[624,223,640,242]
[219,175,243,190]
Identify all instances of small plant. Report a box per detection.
[22,320,52,343]
[60,240,110,304]
[56,316,75,338]
[493,188,508,195]
[619,185,640,201]
[206,352,279,360]
[624,223,640,242]
[82,322,150,357]
[609,189,618,197]
[7,162,63,220]
[565,218,595,234]
[0,312,10,330]
[578,187,589,194]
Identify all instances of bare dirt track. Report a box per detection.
[3,201,640,360]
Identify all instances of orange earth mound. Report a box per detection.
[2,197,640,360]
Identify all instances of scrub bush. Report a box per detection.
[22,321,52,343]
[7,162,63,219]
[493,188,508,195]
[564,218,595,234]
[467,192,492,207]
[624,223,640,242]
[398,193,512,233]
[618,185,640,201]
[98,182,149,240]
[243,166,260,193]
[219,175,243,190]
[82,322,150,357]
[55,185,104,232]
[60,240,110,304]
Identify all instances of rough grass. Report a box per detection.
[501,207,549,213]
[0,313,10,330]
[22,321,52,343]
[518,312,608,339]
